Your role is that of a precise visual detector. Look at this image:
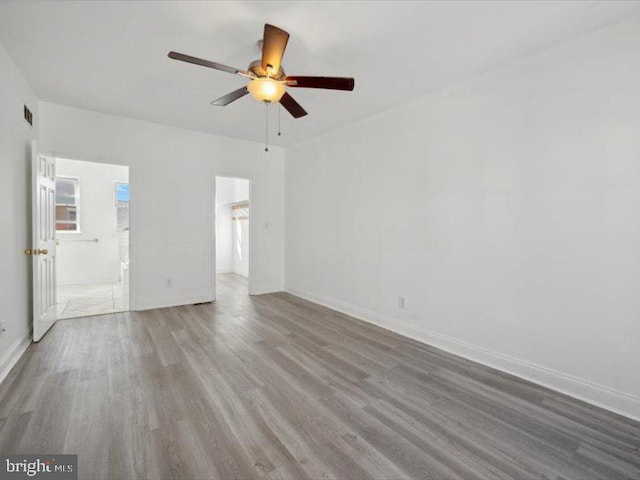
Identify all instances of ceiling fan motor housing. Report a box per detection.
[248,59,286,80]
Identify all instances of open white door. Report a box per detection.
[30,141,57,341]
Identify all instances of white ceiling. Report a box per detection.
[1,1,639,147]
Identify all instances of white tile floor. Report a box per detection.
[57,282,129,319]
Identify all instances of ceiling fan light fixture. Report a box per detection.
[247,77,286,103]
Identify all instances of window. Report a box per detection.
[55,177,79,231]
[115,182,129,231]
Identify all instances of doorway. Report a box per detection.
[215,176,251,298]
[55,158,130,319]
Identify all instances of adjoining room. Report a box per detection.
[215,176,251,299]
[55,158,130,319]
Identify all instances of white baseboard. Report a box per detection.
[286,285,640,422]
[0,332,32,387]
[134,293,213,311]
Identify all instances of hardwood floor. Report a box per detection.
[1,273,639,479]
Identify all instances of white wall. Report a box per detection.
[285,16,640,420]
[39,102,285,309]
[0,43,38,380]
[216,177,237,274]
[216,176,249,206]
[55,158,128,286]
[215,205,234,274]
[233,217,250,277]
[215,177,250,277]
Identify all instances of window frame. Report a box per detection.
[55,175,81,234]
[114,181,130,233]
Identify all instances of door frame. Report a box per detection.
[211,174,255,299]
[46,153,137,311]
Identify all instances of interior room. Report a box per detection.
[55,158,130,319]
[216,176,251,298]
[0,2,639,479]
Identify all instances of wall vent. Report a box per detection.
[23,105,33,126]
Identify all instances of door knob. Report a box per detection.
[23,249,48,255]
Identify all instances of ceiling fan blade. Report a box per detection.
[210,87,249,106]
[168,51,251,77]
[286,76,355,91]
[261,24,289,74]
[279,92,307,119]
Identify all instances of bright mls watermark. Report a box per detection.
[0,455,77,480]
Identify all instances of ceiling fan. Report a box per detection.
[168,23,355,119]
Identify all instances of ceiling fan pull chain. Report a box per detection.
[265,101,269,152]
[278,104,282,137]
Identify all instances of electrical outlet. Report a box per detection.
[165,278,172,288]
[398,296,406,309]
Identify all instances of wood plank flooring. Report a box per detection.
[1,273,639,479]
